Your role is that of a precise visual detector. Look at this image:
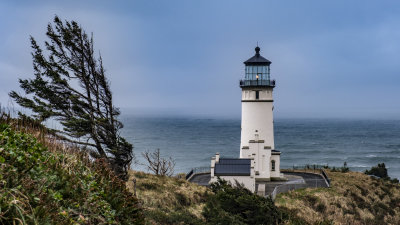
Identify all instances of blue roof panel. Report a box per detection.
[219,158,251,165]
[215,158,251,176]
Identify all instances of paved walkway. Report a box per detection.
[189,173,212,186]
[283,172,328,188]
[188,171,328,194]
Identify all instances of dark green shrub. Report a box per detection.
[365,163,388,178]
[203,178,285,224]
[341,162,349,173]
[341,167,349,173]
[0,124,143,224]
[391,178,399,184]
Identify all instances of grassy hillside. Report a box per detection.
[130,169,400,225]
[0,118,143,224]
[127,172,285,224]
[276,170,400,224]
[127,171,208,224]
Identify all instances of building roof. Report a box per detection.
[244,47,271,65]
[214,158,251,176]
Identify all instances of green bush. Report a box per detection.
[0,124,143,224]
[203,178,285,224]
[340,163,349,173]
[330,162,349,173]
[365,163,400,184]
[365,163,388,178]
[392,178,400,184]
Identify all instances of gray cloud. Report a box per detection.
[1,0,400,119]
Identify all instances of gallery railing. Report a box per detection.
[240,79,275,87]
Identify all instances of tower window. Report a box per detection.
[271,160,275,171]
[255,91,259,100]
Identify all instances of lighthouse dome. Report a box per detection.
[244,47,271,65]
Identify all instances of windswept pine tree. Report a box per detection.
[9,16,133,180]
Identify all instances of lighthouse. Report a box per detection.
[210,46,282,193]
[239,46,281,180]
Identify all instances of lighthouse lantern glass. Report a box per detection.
[245,65,270,81]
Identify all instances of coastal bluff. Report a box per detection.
[130,169,400,224]
[275,169,400,224]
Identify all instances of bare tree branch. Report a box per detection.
[141,149,175,176]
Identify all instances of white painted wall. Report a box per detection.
[240,86,276,180]
[210,175,256,192]
[210,153,256,192]
[270,154,281,178]
[240,88,275,158]
[241,89,273,101]
[240,102,274,150]
[241,142,272,180]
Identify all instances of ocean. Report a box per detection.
[120,116,400,179]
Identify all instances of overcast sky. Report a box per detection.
[1,1,400,119]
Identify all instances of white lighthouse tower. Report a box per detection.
[209,46,282,193]
[239,46,281,181]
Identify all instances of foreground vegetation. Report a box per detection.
[2,114,399,225]
[0,119,143,224]
[128,172,286,224]
[276,169,400,224]
[131,167,400,225]
[127,171,207,224]
[203,178,285,224]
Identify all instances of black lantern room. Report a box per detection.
[240,47,275,88]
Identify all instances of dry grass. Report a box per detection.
[126,171,209,224]
[276,170,400,225]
